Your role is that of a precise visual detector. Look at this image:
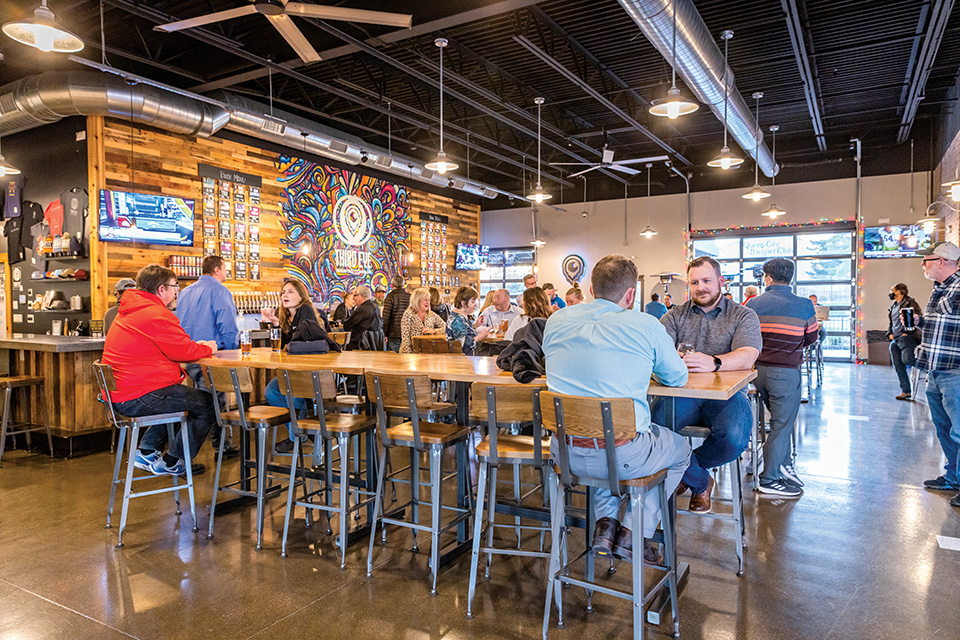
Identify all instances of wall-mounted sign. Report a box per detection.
[421,212,449,224]
[198,163,263,188]
[562,254,585,285]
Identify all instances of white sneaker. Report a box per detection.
[780,464,804,488]
[758,479,802,497]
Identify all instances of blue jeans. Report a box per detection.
[551,426,691,537]
[650,392,752,493]
[185,363,230,444]
[264,377,306,441]
[890,336,917,394]
[754,366,802,483]
[925,369,960,485]
[386,337,401,353]
[114,384,216,461]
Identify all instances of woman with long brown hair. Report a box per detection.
[504,287,553,340]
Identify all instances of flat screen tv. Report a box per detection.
[863,224,933,259]
[455,243,489,270]
[99,190,195,246]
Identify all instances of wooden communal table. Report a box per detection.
[0,335,108,453]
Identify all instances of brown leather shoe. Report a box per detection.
[688,476,716,513]
[592,517,619,557]
[676,481,690,496]
[612,527,662,564]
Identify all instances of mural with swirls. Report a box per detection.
[276,156,410,303]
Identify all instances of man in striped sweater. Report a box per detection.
[746,258,819,496]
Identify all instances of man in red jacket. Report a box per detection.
[103,264,218,476]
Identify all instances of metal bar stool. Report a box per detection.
[0,375,53,467]
[540,391,680,640]
[93,362,198,547]
[204,365,291,550]
[466,383,550,618]
[746,387,767,491]
[277,368,378,567]
[676,424,745,576]
[365,371,472,595]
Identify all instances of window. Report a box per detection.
[480,248,536,296]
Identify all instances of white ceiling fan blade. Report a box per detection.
[154,5,258,32]
[267,14,322,63]
[548,162,596,166]
[568,166,601,179]
[610,165,641,175]
[613,155,670,166]
[286,3,413,28]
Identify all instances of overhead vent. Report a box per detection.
[329,139,348,154]
[419,168,434,181]
[374,155,393,169]
[260,116,286,135]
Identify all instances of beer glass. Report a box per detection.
[240,330,252,355]
[270,327,282,352]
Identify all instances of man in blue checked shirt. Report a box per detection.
[916,241,960,509]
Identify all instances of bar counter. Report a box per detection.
[1,334,107,444]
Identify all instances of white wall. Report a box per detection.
[482,172,935,361]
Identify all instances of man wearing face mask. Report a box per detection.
[888,283,922,401]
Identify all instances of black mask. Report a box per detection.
[889,292,896,300]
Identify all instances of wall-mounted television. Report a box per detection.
[455,243,489,270]
[864,224,933,259]
[99,190,195,246]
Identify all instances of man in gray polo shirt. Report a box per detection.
[651,256,762,512]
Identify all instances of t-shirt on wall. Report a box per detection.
[61,188,88,239]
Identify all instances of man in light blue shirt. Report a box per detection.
[644,292,668,319]
[176,255,239,456]
[543,254,691,562]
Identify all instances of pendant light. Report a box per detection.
[761,124,786,218]
[424,38,458,175]
[527,97,553,203]
[742,92,771,201]
[3,1,84,53]
[707,30,744,170]
[530,205,546,248]
[640,163,658,238]
[648,0,698,119]
[942,166,960,202]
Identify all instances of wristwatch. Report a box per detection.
[712,356,722,372]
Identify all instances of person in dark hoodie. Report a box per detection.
[102,264,218,477]
[261,279,339,453]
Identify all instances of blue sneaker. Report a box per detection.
[133,450,160,472]
[149,456,187,477]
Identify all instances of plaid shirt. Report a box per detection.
[917,271,960,371]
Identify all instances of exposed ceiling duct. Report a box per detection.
[0,70,502,199]
[618,0,779,177]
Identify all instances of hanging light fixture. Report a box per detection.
[640,163,658,238]
[530,203,546,247]
[3,1,84,53]
[707,30,744,170]
[742,92,771,202]
[527,97,553,203]
[424,38,458,175]
[648,0,699,120]
[942,167,960,202]
[761,124,786,218]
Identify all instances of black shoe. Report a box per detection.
[215,442,241,459]
[275,438,296,454]
[950,492,960,508]
[592,517,619,557]
[923,475,959,491]
[191,462,206,476]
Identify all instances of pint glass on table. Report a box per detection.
[240,330,252,355]
[270,327,282,352]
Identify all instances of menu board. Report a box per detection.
[419,218,449,288]
[200,175,261,280]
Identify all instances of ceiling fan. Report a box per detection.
[154,1,413,64]
[550,147,669,179]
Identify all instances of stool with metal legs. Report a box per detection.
[466,383,550,619]
[204,365,291,550]
[540,391,680,640]
[747,387,766,491]
[676,424,745,576]
[365,371,472,595]
[94,362,198,547]
[276,368,377,567]
[0,375,53,467]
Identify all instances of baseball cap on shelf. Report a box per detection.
[59,269,76,278]
[31,270,45,280]
[73,269,89,280]
[917,241,960,262]
[114,277,136,294]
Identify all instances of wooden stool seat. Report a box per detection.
[386,420,470,446]
[476,435,551,461]
[0,375,45,388]
[299,413,376,435]
[222,405,289,427]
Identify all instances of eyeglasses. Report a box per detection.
[164,281,181,289]
[921,257,942,264]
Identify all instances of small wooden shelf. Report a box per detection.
[41,255,88,261]
[31,278,89,282]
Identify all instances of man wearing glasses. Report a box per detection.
[916,241,960,508]
[102,264,219,476]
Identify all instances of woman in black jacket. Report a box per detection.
[888,282,922,400]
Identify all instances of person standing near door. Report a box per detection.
[887,282,922,400]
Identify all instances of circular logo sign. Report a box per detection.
[332,195,373,246]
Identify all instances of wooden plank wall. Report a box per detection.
[88,116,481,315]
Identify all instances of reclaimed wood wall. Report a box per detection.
[87,116,480,317]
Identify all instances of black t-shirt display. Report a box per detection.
[60,188,88,238]
[4,217,24,263]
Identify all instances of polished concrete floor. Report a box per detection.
[1,363,958,640]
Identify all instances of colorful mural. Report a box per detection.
[276,156,410,303]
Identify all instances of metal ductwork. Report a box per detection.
[618,0,779,177]
[0,71,502,199]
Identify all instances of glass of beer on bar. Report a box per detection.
[270,327,282,352]
[240,330,252,355]
[499,320,509,336]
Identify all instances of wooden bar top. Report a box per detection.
[198,349,756,400]
[0,335,106,353]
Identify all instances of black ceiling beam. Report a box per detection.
[897,0,955,142]
[781,0,827,152]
